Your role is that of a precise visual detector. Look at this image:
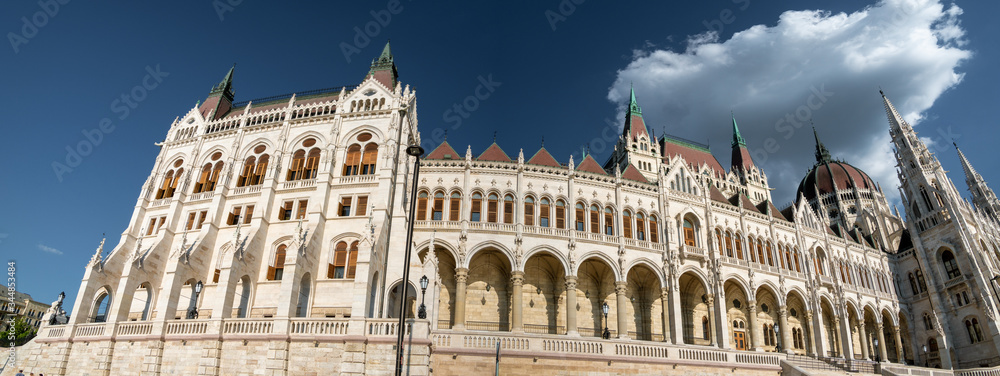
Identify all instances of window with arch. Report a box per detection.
[760,240,768,267]
[649,215,659,243]
[575,203,585,231]
[267,245,287,281]
[416,192,429,220]
[287,139,321,181]
[635,213,646,240]
[923,312,934,330]
[683,219,696,246]
[915,270,927,292]
[487,193,499,223]
[965,318,984,343]
[470,192,483,222]
[590,205,600,233]
[361,143,378,174]
[432,192,444,220]
[156,159,185,199]
[524,196,535,226]
[919,186,934,211]
[716,229,724,256]
[503,194,515,224]
[194,157,224,193]
[449,192,461,221]
[942,250,961,279]
[343,144,362,176]
[784,247,793,271]
[91,290,112,323]
[747,237,757,263]
[724,231,734,257]
[539,198,550,227]
[555,200,566,229]
[765,242,774,266]
[239,145,269,187]
[622,210,633,239]
[329,241,359,279]
[792,249,801,272]
[735,235,744,259]
[604,207,614,235]
[702,316,710,339]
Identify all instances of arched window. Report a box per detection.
[539,198,550,227]
[724,231,734,257]
[252,155,269,185]
[91,291,111,323]
[361,143,378,174]
[635,213,646,240]
[416,192,428,220]
[590,205,600,233]
[575,203,585,231]
[908,273,918,295]
[524,196,535,226]
[920,186,934,211]
[432,192,445,220]
[156,160,184,199]
[555,200,566,229]
[286,149,306,181]
[683,219,696,246]
[972,318,984,342]
[793,249,801,272]
[623,210,633,239]
[268,245,287,281]
[343,144,362,176]
[765,242,774,266]
[915,270,927,292]
[449,192,461,221]
[702,316,710,339]
[604,207,614,235]
[748,237,757,263]
[942,250,961,279]
[487,193,499,223]
[760,240,768,267]
[965,320,976,343]
[649,215,659,243]
[735,235,744,259]
[503,194,515,224]
[330,241,348,279]
[303,148,320,179]
[195,163,213,193]
[470,193,483,222]
[716,229,724,256]
[784,247,793,271]
[238,156,256,187]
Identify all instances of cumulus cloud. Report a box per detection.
[38,243,64,255]
[609,0,970,207]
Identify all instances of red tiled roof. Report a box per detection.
[527,147,560,167]
[731,146,754,172]
[626,114,649,141]
[476,143,511,162]
[710,186,730,203]
[661,136,726,178]
[621,164,647,183]
[576,155,607,175]
[426,141,461,160]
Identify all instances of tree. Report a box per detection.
[4,317,37,347]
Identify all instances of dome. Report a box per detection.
[797,160,878,202]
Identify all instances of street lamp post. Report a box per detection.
[395,144,424,376]
[187,281,203,319]
[774,325,781,353]
[874,338,880,363]
[602,302,610,339]
[418,275,429,319]
[923,345,928,367]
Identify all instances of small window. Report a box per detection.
[942,250,961,279]
[279,201,293,221]
[296,200,308,219]
[340,197,353,217]
[433,192,445,221]
[356,196,369,217]
[196,211,207,229]
[449,193,461,221]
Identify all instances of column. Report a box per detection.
[834,317,847,358]
[454,268,468,330]
[510,271,524,333]
[876,322,888,362]
[748,300,761,351]
[779,306,792,354]
[565,276,578,336]
[706,294,717,346]
[893,327,904,364]
[615,281,629,339]
[858,322,870,360]
[805,310,817,356]
[660,288,672,343]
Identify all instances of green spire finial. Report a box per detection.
[628,83,641,115]
[813,127,831,163]
[731,112,746,147]
[210,64,236,97]
[379,40,392,61]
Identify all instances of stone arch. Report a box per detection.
[89,285,114,323]
[522,245,570,276]
[431,245,458,328]
[127,282,154,321]
[197,145,229,165]
[339,124,386,146]
[754,284,781,352]
[465,240,515,271]
[574,251,622,281]
[465,248,513,331]
[576,257,618,338]
[231,275,252,318]
[754,281,783,306]
[679,270,712,345]
[287,131,326,150]
[416,238,459,266]
[819,295,841,357]
[386,279,418,319]
[623,257,665,288]
[522,250,567,334]
[295,272,312,318]
[785,289,810,354]
[239,138,276,158]
[724,278,751,350]
[625,263,663,340]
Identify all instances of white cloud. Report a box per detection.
[38,243,64,255]
[609,0,970,207]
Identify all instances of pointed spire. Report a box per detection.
[379,39,393,61]
[628,83,641,115]
[622,84,649,141]
[731,113,746,147]
[880,90,910,132]
[956,143,981,183]
[730,113,754,173]
[210,64,236,97]
[368,40,398,88]
[813,127,831,163]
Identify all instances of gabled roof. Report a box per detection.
[476,143,511,162]
[527,147,560,167]
[710,186,730,203]
[426,141,461,160]
[661,135,726,178]
[730,194,760,213]
[780,206,795,222]
[896,229,914,252]
[621,164,648,183]
[576,155,608,175]
[755,200,789,222]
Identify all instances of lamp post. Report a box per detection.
[923,345,928,367]
[187,280,203,319]
[602,302,610,339]
[774,325,781,353]
[418,275,429,319]
[395,144,424,376]
[874,338,880,363]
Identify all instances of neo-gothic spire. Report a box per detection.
[731,114,746,147]
[198,64,237,121]
[813,127,831,163]
[730,114,754,173]
[956,144,1000,220]
[368,40,398,89]
[622,84,649,141]
[210,64,236,99]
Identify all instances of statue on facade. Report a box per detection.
[45,291,69,325]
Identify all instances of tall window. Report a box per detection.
[339,197,353,217]
[470,193,483,222]
[760,241,768,267]
[487,194,499,223]
[503,195,515,224]
[361,143,378,174]
[156,159,184,199]
[649,215,658,243]
[683,219,696,246]
[279,201,294,221]
[623,210,633,239]
[735,236,744,259]
[793,249,801,272]
[356,196,368,216]
[329,241,359,279]
[942,250,961,279]
[724,231,734,257]
[555,200,566,229]
[432,192,444,220]
[286,150,306,180]
[194,161,223,193]
[748,237,757,263]
[702,316,710,339]
[635,213,646,240]
[539,198,550,227]
[604,207,614,235]
[524,197,535,226]
[915,270,927,292]
[716,230,724,256]
[268,245,287,281]
[449,192,461,221]
[417,192,428,220]
[303,148,320,179]
[590,205,600,233]
[575,203,585,231]
[765,242,774,266]
[228,205,254,225]
[343,144,362,176]
[296,200,308,219]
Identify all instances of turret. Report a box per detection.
[197,64,236,121]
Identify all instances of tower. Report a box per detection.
[956,145,1000,223]
[197,64,236,121]
[604,85,660,180]
[367,41,398,89]
[728,115,771,204]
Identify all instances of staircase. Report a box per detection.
[784,354,883,376]
[786,354,849,373]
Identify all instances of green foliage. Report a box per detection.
[3,317,37,347]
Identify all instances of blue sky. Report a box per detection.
[1,0,996,315]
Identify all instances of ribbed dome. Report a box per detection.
[797,160,877,201]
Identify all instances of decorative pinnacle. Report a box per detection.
[813,127,832,163]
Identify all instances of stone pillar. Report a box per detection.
[805,310,817,356]
[660,287,672,343]
[835,317,847,358]
[894,327,904,364]
[454,268,468,330]
[748,300,762,351]
[779,306,792,354]
[615,281,629,339]
[511,271,524,333]
[858,322,870,360]
[876,322,888,362]
[706,294,717,346]
[565,276,579,336]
